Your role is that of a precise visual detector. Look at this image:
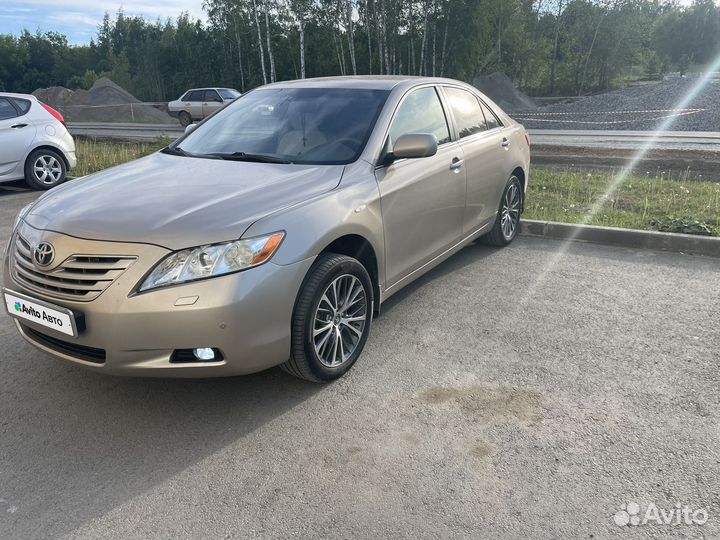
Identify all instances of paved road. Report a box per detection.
[0,187,718,539]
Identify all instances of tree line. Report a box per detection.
[0,0,719,102]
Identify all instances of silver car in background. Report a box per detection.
[168,87,241,126]
[3,76,529,382]
[0,93,77,190]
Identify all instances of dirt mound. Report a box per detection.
[514,75,720,131]
[472,72,537,112]
[32,78,175,124]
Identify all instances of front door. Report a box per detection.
[376,86,466,288]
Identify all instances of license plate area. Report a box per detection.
[3,288,83,338]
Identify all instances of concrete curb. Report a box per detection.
[519,219,720,258]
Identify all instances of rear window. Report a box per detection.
[218,89,240,100]
[10,98,31,115]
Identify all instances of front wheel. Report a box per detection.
[481,175,523,246]
[178,111,192,127]
[281,253,373,383]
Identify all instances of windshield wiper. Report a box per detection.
[161,146,191,157]
[206,152,292,164]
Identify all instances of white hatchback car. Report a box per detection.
[0,93,77,190]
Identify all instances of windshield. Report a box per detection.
[176,87,389,165]
[218,89,240,100]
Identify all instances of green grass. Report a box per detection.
[526,168,720,236]
[71,141,720,237]
[73,139,166,177]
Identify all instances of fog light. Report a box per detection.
[193,347,216,361]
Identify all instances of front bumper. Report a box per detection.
[3,226,313,377]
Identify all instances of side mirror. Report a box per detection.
[385,133,438,164]
[185,123,197,134]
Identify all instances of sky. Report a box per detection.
[1,1,207,45]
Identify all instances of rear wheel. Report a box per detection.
[24,149,67,190]
[281,253,373,382]
[178,111,192,127]
[481,175,522,246]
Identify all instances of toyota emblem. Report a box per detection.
[33,242,55,267]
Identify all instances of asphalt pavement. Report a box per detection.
[0,186,718,539]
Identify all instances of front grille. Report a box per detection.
[11,234,136,302]
[22,325,106,364]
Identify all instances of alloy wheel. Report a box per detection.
[501,180,521,240]
[312,274,368,368]
[33,155,63,185]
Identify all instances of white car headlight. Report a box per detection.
[138,232,285,292]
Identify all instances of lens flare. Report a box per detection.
[519,53,720,308]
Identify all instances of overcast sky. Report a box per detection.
[1,1,206,45]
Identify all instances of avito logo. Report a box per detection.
[14,302,21,312]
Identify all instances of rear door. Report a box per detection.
[442,86,508,234]
[0,97,37,180]
[203,90,224,117]
[376,85,466,288]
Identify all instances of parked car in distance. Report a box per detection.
[3,76,530,382]
[0,93,76,190]
[168,88,241,126]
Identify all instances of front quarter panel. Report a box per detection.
[242,160,385,287]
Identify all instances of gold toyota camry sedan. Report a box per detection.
[3,76,530,382]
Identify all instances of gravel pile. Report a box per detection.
[33,78,175,124]
[473,72,538,111]
[511,75,720,131]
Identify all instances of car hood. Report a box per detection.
[25,152,344,250]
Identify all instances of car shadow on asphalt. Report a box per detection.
[0,180,31,197]
[379,240,503,315]
[0,359,323,538]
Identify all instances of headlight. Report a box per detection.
[14,203,33,230]
[137,232,285,292]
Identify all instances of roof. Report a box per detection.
[265,75,469,91]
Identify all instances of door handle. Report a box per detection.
[11,123,28,129]
[450,157,464,170]
[501,138,510,148]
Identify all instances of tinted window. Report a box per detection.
[444,87,487,138]
[11,98,31,115]
[177,87,389,165]
[479,101,502,130]
[205,90,222,102]
[0,98,18,120]
[218,89,240,100]
[389,87,450,146]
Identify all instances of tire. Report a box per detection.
[281,253,374,383]
[481,175,523,247]
[24,149,67,190]
[178,111,192,127]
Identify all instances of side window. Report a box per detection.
[388,87,450,146]
[10,98,31,115]
[479,101,502,130]
[205,90,222,102]
[0,98,18,121]
[187,90,204,102]
[444,87,487,138]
